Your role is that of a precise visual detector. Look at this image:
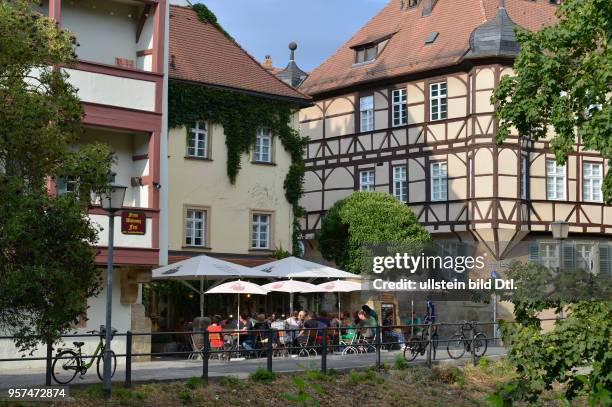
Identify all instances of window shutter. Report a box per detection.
[562,242,576,270]
[528,242,539,263]
[599,245,611,276]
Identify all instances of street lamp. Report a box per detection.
[490,269,500,345]
[97,173,126,398]
[551,220,569,240]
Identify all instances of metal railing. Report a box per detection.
[0,318,561,387]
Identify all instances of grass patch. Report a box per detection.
[250,366,277,383]
[219,375,246,389]
[185,376,204,389]
[394,354,408,370]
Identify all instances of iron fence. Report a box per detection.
[0,318,561,387]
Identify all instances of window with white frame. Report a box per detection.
[430,82,447,121]
[185,208,206,247]
[57,177,79,196]
[251,213,271,249]
[540,243,560,269]
[546,159,566,200]
[392,89,407,127]
[431,162,448,201]
[576,243,594,272]
[393,166,407,202]
[360,95,374,132]
[521,155,528,199]
[187,121,208,158]
[583,162,602,202]
[254,128,272,163]
[359,169,375,191]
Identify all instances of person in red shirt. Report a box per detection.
[207,315,224,350]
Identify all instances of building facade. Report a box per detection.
[298,0,611,322]
[161,6,310,320]
[0,0,168,365]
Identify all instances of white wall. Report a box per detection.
[62,1,139,66]
[64,69,157,112]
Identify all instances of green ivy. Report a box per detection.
[191,3,234,42]
[168,81,307,254]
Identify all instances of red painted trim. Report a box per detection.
[76,60,162,82]
[88,206,159,217]
[137,49,154,57]
[148,131,161,248]
[49,0,61,24]
[46,176,57,196]
[152,0,166,74]
[95,247,159,267]
[82,102,161,132]
[132,154,149,161]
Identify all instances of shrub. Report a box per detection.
[185,377,203,389]
[394,354,408,370]
[250,367,277,383]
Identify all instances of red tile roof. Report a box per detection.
[301,0,558,96]
[169,5,310,104]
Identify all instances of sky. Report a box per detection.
[170,0,388,72]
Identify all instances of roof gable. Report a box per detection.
[301,0,559,96]
[169,5,310,104]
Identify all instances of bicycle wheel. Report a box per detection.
[52,350,80,385]
[403,338,419,362]
[473,332,488,357]
[447,334,466,359]
[96,350,117,381]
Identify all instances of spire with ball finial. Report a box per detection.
[275,41,308,88]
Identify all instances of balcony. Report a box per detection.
[35,0,163,113]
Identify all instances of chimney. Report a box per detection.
[262,55,273,70]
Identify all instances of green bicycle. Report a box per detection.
[51,326,117,384]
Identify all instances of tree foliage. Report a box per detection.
[492,262,612,405]
[0,0,113,351]
[316,192,431,274]
[492,0,612,202]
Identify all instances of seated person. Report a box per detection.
[207,316,224,349]
[238,314,254,350]
[357,310,376,340]
[297,313,318,346]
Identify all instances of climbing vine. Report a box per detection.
[191,3,234,42]
[168,81,307,253]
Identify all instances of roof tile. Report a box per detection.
[169,5,310,103]
[301,0,558,96]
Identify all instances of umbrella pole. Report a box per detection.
[411,296,414,337]
[237,293,240,356]
[200,277,204,318]
[290,292,293,315]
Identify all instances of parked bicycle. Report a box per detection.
[51,326,117,384]
[403,325,438,362]
[446,321,488,359]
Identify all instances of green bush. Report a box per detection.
[478,356,490,369]
[394,354,408,370]
[250,367,277,383]
[185,376,203,389]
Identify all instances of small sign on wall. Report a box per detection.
[121,211,146,235]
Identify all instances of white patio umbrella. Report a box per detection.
[205,280,269,351]
[260,280,317,315]
[303,279,362,313]
[253,256,359,279]
[152,255,272,317]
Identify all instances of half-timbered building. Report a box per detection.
[298,0,610,322]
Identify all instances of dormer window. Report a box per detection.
[352,36,392,65]
[355,45,377,64]
[408,0,419,7]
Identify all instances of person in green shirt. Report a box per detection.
[357,310,376,340]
